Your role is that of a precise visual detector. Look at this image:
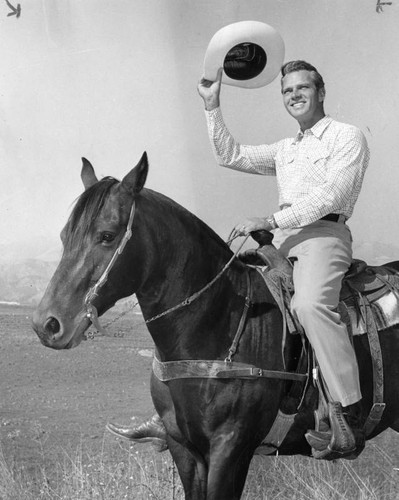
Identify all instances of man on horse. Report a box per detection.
[108,60,370,459]
[197,59,370,457]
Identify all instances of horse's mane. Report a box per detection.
[64,177,119,251]
[64,176,232,256]
[143,188,232,255]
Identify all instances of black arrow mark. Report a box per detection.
[376,0,393,13]
[5,0,21,18]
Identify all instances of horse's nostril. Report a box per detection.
[44,317,61,335]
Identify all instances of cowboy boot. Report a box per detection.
[107,414,168,452]
[306,401,365,460]
[340,401,366,459]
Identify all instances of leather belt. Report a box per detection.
[280,205,346,224]
[320,213,345,223]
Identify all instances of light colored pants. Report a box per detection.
[273,220,362,407]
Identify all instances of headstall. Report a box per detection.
[84,200,136,334]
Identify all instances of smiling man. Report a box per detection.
[197,59,370,458]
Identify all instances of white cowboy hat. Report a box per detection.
[203,21,285,89]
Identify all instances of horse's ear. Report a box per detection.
[121,151,149,195]
[81,157,98,190]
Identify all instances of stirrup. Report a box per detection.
[306,402,356,460]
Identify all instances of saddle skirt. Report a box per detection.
[240,244,399,337]
[340,261,399,335]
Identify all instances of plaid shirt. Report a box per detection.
[205,108,370,229]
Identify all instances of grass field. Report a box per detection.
[2,436,399,499]
[1,304,399,499]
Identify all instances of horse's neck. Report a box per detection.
[137,192,231,299]
[137,231,234,319]
[135,199,246,358]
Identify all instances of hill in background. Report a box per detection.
[1,239,398,306]
[0,258,57,306]
[353,240,399,266]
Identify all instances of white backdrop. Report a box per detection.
[1,0,398,263]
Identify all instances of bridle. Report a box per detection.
[84,200,136,335]
[83,198,250,336]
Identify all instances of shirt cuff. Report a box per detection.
[205,106,221,121]
[273,208,301,229]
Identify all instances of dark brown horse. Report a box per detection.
[32,153,399,500]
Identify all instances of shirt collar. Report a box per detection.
[293,115,333,143]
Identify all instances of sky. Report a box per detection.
[1,0,399,264]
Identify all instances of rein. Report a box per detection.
[145,235,250,324]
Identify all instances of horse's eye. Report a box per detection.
[101,232,115,244]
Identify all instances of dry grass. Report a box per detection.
[1,437,181,500]
[1,435,399,500]
[243,443,399,499]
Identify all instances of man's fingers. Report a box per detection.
[232,224,247,236]
[198,75,214,89]
[199,68,223,87]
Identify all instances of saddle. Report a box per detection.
[239,230,399,458]
[240,230,399,337]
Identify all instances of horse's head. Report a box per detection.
[32,152,148,349]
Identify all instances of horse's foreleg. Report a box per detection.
[206,440,255,500]
[151,375,208,499]
[168,436,208,500]
[168,434,253,500]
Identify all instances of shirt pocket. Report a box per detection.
[276,149,295,168]
[303,147,330,183]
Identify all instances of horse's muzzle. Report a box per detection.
[32,310,90,350]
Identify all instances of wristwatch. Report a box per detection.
[266,215,277,230]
